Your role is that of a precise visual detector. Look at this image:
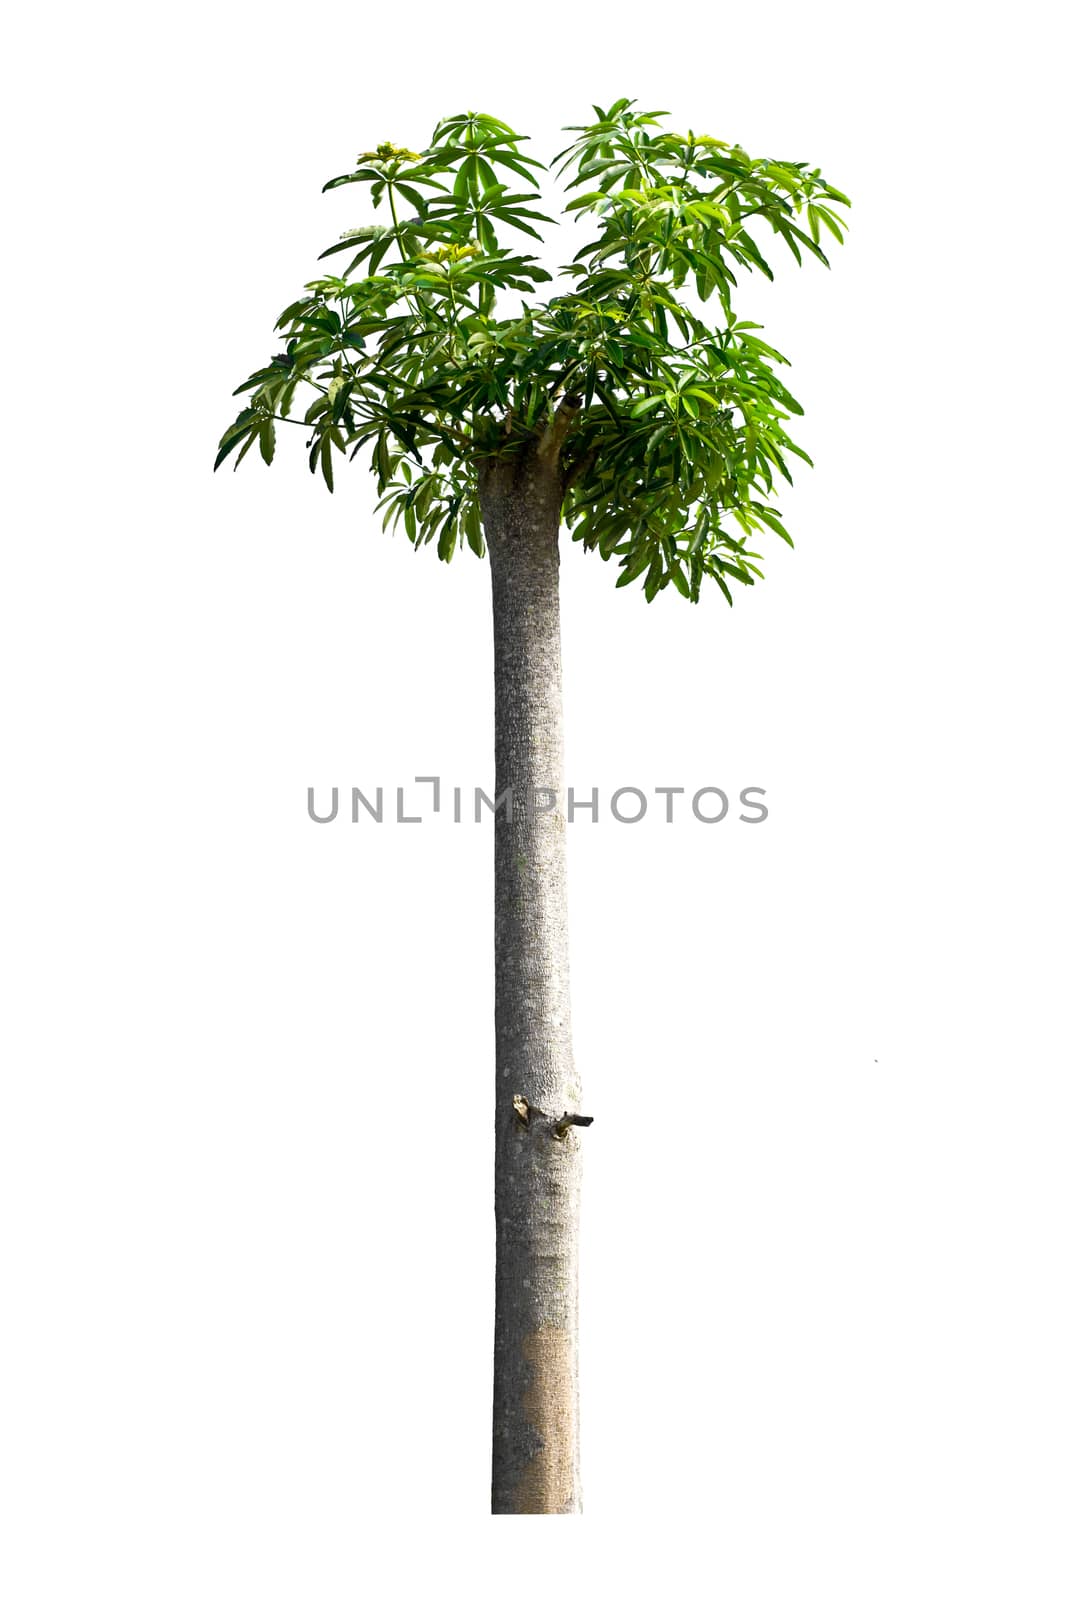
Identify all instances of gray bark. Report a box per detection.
[481,445,585,1514]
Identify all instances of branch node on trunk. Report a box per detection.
[513,1096,592,1138]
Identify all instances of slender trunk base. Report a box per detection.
[482,452,585,1515]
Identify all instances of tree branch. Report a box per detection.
[562,448,597,494]
[537,392,583,466]
[552,1113,594,1140]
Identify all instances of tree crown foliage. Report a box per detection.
[215,100,849,604]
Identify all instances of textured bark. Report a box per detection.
[482,447,585,1515]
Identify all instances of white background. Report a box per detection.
[2,1,1064,1593]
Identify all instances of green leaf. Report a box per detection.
[213,408,258,471]
[463,499,485,557]
[438,512,458,562]
[616,549,652,587]
[233,430,259,470]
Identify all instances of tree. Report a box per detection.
[215,99,849,1514]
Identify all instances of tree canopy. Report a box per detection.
[215,100,849,604]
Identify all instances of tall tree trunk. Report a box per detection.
[481,445,585,1515]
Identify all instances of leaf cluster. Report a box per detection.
[215,101,849,603]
